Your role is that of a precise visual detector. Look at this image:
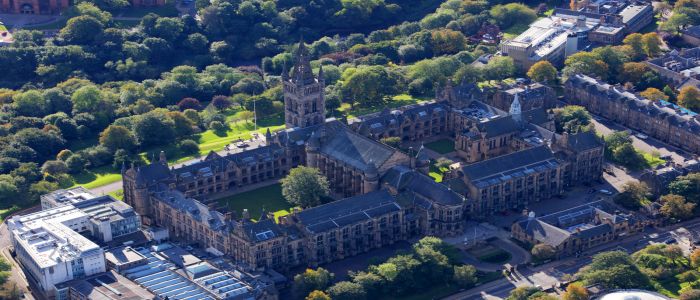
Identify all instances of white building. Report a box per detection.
[9,192,141,298]
[8,206,106,298]
[40,187,97,210]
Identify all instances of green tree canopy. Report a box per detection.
[281,166,330,208]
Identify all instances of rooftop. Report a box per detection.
[462,146,559,187]
[54,270,155,300]
[41,187,97,207]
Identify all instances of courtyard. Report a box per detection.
[216,183,295,222]
[424,138,455,154]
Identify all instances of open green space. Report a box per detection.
[468,244,512,264]
[216,183,295,222]
[71,112,285,190]
[642,152,666,168]
[425,139,455,154]
[337,94,429,118]
[0,206,21,222]
[109,189,124,200]
[429,161,448,183]
[502,23,530,40]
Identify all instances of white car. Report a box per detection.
[599,189,613,195]
[635,133,648,139]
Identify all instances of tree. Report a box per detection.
[0,181,19,205]
[660,194,695,220]
[527,61,557,83]
[42,160,68,175]
[211,95,232,111]
[293,268,334,299]
[679,86,700,112]
[562,282,589,300]
[614,181,650,209]
[506,287,541,300]
[661,14,692,35]
[281,166,330,208]
[531,243,556,261]
[327,281,366,300]
[13,90,46,117]
[681,289,700,300]
[640,88,669,101]
[623,33,645,60]
[578,251,649,289]
[342,66,403,107]
[563,52,608,79]
[65,155,86,174]
[178,97,202,111]
[59,15,104,45]
[669,173,700,204]
[178,139,200,156]
[430,29,466,56]
[99,125,137,152]
[554,105,592,134]
[489,3,537,28]
[305,290,331,300]
[641,33,662,58]
[690,249,700,268]
[350,271,384,297]
[453,265,478,288]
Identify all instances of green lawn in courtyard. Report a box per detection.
[468,244,512,264]
[217,184,295,222]
[337,94,429,118]
[429,163,446,183]
[109,189,124,200]
[425,139,455,154]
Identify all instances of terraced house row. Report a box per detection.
[565,74,700,154]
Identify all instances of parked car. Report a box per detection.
[599,189,613,195]
[664,238,677,245]
[635,133,648,139]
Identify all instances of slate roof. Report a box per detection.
[151,185,228,232]
[382,166,464,206]
[462,146,558,181]
[352,102,448,135]
[522,108,551,126]
[317,122,400,172]
[128,162,171,185]
[517,218,571,247]
[566,131,603,152]
[296,190,400,234]
[475,115,521,138]
[241,219,284,243]
[684,25,700,39]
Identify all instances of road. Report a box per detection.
[445,218,700,299]
[0,205,41,300]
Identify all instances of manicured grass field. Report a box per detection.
[468,244,512,264]
[429,162,448,183]
[425,139,455,154]
[216,184,295,222]
[71,166,123,189]
[642,152,666,168]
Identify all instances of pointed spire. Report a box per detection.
[510,92,522,122]
[318,64,324,82]
[159,150,167,164]
[291,36,315,85]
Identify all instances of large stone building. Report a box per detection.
[511,200,644,257]
[123,40,603,272]
[646,47,700,91]
[565,73,700,154]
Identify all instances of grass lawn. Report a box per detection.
[642,151,666,168]
[0,205,21,222]
[71,165,123,189]
[468,244,512,264]
[337,94,429,118]
[652,278,681,298]
[73,112,285,189]
[109,189,124,200]
[117,3,178,18]
[216,184,295,222]
[502,23,530,40]
[425,139,455,154]
[429,164,444,182]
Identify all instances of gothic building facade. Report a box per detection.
[123,41,604,272]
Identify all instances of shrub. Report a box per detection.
[179,139,200,156]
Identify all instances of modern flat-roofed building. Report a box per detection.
[54,270,155,300]
[8,208,106,298]
[40,187,97,210]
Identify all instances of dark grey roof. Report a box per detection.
[566,131,603,152]
[522,108,550,126]
[296,190,400,234]
[476,116,520,138]
[242,219,283,243]
[462,146,557,181]
[382,166,464,206]
[130,162,171,184]
[684,25,700,38]
[318,122,399,172]
[517,218,571,247]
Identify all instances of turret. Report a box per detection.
[159,151,167,165]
